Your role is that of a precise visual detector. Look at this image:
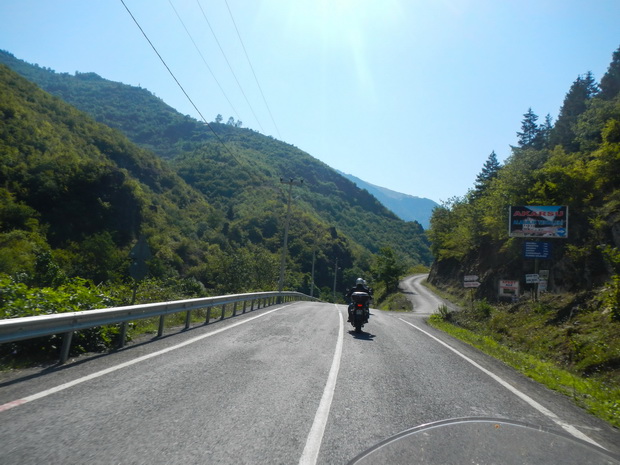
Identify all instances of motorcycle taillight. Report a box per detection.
[357,303,363,308]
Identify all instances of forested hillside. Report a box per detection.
[427,46,620,301]
[338,170,438,229]
[0,54,431,307]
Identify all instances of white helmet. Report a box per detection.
[356,277,364,286]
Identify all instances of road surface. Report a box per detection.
[1,275,618,463]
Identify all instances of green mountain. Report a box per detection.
[337,170,438,229]
[0,51,431,299]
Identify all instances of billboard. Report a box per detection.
[509,206,568,238]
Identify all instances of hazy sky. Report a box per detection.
[1,0,619,203]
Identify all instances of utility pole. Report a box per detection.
[332,258,339,303]
[310,248,316,298]
[278,178,303,294]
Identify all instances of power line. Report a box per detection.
[196,0,267,135]
[167,0,243,122]
[119,0,261,183]
[224,0,282,139]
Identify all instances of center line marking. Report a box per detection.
[299,305,344,465]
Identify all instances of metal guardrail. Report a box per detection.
[0,291,317,363]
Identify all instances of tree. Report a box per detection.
[516,108,540,148]
[539,114,553,148]
[215,114,223,123]
[473,151,501,196]
[372,246,406,292]
[550,72,599,151]
[599,46,620,100]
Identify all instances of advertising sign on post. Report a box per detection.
[509,206,568,238]
[499,280,519,299]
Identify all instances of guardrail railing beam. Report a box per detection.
[0,291,318,364]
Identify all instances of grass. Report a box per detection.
[377,292,413,311]
[425,282,620,429]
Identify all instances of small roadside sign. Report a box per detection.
[499,280,519,299]
[525,274,540,284]
[464,281,481,288]
[524,241,552,259]
[464,275,479,281]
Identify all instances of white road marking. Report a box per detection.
[0,306,288,413]
[398,318,604,448]
[299,305,344,465]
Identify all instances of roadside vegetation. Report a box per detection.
[425,280,620,428]
[423,46,620,429]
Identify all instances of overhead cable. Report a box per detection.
[119,0,261,182]
[167,0,243,123]
[196,0,267,135]
[224,0,282,139]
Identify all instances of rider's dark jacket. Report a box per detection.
[346,283,372,300]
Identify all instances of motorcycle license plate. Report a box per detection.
[355,309,363,315]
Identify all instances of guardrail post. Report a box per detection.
[59,331,73,364]
[120,322,128,348]
[0,291,319,359]
[158,315,165,337]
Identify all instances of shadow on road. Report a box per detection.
[348,330,376,341]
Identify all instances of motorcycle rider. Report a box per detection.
[346,278,373,322]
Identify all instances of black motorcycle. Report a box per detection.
[349,291,371,333]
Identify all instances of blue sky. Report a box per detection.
[1,0,619,203]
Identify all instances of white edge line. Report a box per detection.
[0,306,288,413]
[398,318,603,448]
[299,305,344,465]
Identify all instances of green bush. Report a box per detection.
[0,274,116,362]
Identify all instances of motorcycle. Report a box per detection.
[348,417,620,464]
[348,291,371,333]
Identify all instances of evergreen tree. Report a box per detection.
[599,46,620,100]
[516,108,540,148]
[538,114,553,148]
[473,151,501,196]
[550,72,598,151]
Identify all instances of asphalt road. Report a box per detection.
[1,275,619,464]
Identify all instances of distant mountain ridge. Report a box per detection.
[337,171,437,229]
